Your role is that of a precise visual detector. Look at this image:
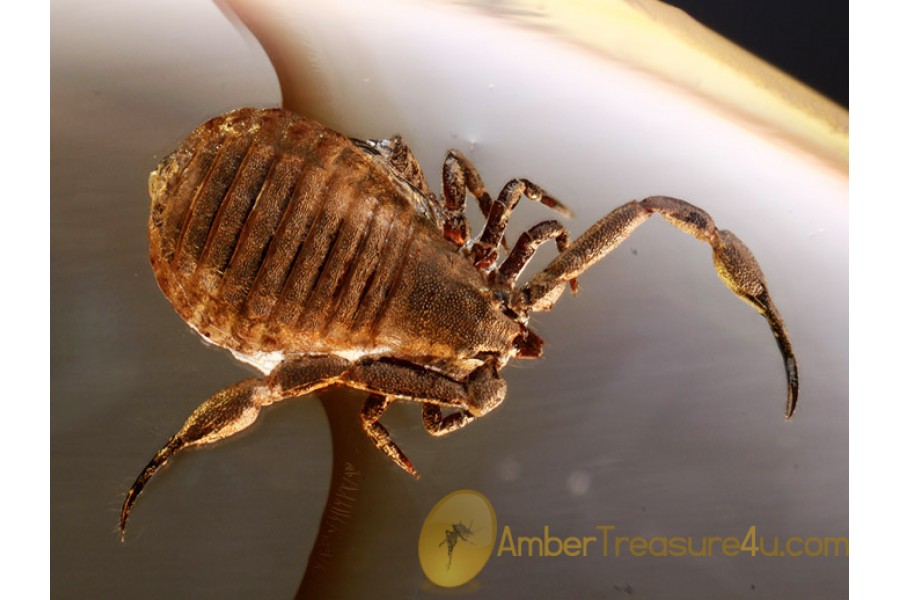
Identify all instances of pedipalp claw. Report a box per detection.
[712,230,799,419]
[785,355,799,420]
[119,436,185,540]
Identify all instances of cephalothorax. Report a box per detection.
[120,108,798,537]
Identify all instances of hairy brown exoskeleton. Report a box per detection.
[120,108,798,537]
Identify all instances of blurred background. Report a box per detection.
[51,1,847,598]
[665,0,846,108]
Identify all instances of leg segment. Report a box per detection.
[514,196,798,418]
[119,355,351,538]
[269,354,352,395]
[472,179,573,270]
[441,150,494,247]
[342,360,507,473]
[422,403,475,437]
[493,219,577,292]
[360,394,419,477]
[344,358,470,405]
[342,359,506,415]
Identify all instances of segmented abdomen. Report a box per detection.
[149,108,424,359]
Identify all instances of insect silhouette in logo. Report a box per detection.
[119,108,798,537]
[439,521,477,569]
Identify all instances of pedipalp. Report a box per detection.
[513,195,798,417]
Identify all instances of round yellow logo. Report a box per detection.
[419,489,498,587]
